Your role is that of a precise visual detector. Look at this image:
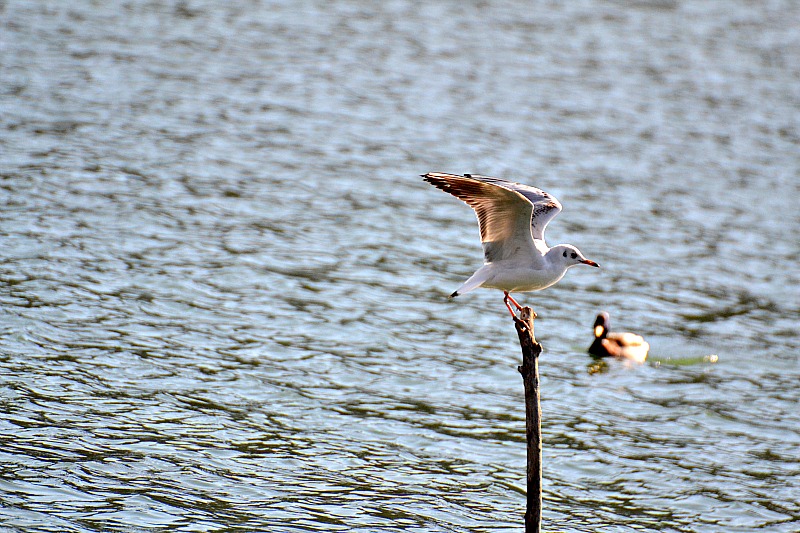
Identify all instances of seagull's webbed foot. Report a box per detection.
[503,291,523,317]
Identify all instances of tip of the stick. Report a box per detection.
[449,291,459,298]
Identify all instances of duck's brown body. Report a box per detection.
[588,312,649,363]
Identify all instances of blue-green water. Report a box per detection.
[1,1,798,531]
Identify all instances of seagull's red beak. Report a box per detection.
[582,259,600,268]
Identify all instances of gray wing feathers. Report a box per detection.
[422,172,561,262]
[464,174,562,241]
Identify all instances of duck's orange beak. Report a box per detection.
[582,259,600,268]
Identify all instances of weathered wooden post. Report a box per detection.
[513,307,542,532]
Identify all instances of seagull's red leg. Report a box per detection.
[503,291,523,316]
[505,291,523,310]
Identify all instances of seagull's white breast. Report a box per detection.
[480,260,568,293]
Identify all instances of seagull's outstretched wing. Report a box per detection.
[463,174,562,241]
[423,172,561,263]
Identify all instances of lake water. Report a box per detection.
[1,1,799,531]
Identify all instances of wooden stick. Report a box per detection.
[514,307,542,533]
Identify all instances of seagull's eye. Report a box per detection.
[562,251,567,258]
[571,253,577,259]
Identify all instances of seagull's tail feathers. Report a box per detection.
[449,266,492,298]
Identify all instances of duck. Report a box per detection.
[588,312,649,363]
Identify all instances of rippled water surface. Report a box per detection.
[2,1,799,531]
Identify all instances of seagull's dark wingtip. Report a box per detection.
[449,291,459,298]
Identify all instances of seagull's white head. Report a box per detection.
[549,244,600,269]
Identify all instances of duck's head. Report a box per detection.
[593,312,611,339]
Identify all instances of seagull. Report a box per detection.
[422,172,599,315]
[588,312,649,362]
